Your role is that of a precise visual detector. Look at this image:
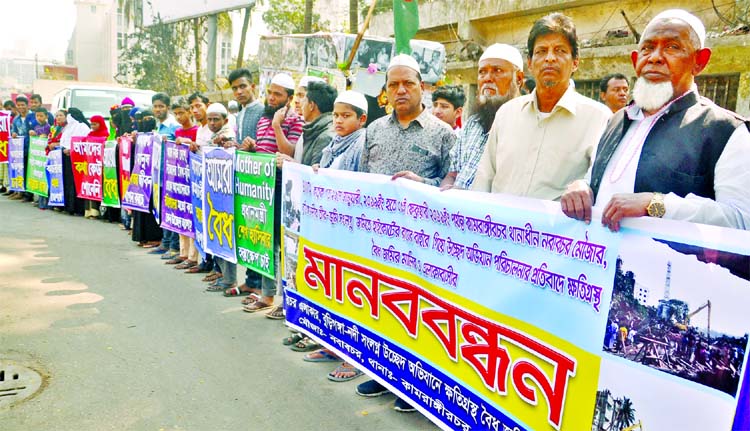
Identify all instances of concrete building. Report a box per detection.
[367,0,750,117]
[634,282,650,306]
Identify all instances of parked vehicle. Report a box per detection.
[51,85,155,120]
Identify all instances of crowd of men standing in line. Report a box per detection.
[2,6,749,417]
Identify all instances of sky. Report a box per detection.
[0,0,268,63]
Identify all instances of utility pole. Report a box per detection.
[236,4,254,69]
[206,14,218,91]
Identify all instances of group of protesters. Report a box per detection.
[3,6,750,418]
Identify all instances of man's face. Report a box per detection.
[632,20,701,98]
[431,98,460,128]
[16,101,28,116]
[191,100,207,122]
[231,76,254,106]
[332,102,365,137]
[385,66,423,117]
[529,32,579,89]
[35,112,47,125]
[601,78,630,112]
[477,58,517,97]
[206,112,226,133]
[294,86,307,114]
[152,100,168,121]
[267,83,290,111]
[300,96,315,123]
[30,98,41,110]
[173,107,192,127]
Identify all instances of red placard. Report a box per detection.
[0,111,10,163]
[70,136,105,201]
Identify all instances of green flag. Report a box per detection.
[393,0,418,55]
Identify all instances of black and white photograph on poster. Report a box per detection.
[306,35,338,70]
[258,70,277,102]
[603,234,749,396]
[344,36,393,71]
[282,231,300,291]
[258,36,283,69]
[409,40,446,83]
[283,36,307,71]
[281,164,305,235]
[593,357,739,430]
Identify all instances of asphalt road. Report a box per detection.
[0,197,436,431]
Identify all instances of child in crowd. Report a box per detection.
[29,108,51,209]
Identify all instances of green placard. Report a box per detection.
[26,137,48,197]
[102,140,120,207]
[234,151,276,279]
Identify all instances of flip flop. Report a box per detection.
[265,305,285,320]
[303,349,340,363]
[282,333,304,346]
[328,364,364,382]
[290,337,321,352]
[202,273,222,282]
[224,286,254,297]
[206,282,233,292]
[241,293,261,305]
[243,301,272,313]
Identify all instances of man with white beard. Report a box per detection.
[471,14,611,199]
[561,9,750,231]
[440,43,524,190]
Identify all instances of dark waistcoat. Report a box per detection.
[590,92,746,202]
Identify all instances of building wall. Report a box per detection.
[68,0,117,83]
[369,0,750,116]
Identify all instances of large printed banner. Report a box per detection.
[118,135,132,200]
[70,137,104,201]
[122,133,155,213]
[102,140,120,208]
[151,137,163,224]
[25,137,49,197]
[47,149,64,207]
[0,111,9,163]
[281,164,750,431]
[202,147,236,263]
[8,137,25,191]
[189,150,204,252]
[234,151,276,278]
[162,141,193,236]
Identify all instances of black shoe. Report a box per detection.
[355,380,390,397]
[393,397,416,413]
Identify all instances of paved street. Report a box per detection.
[0,197,436,431]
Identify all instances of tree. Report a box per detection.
[304,0,314,33]
[618,397,636,429]
[117,17,195,94]
[262,0,326,34]
[349,0,359,33]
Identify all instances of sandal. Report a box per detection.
[242,300,272,313]
[303,349,340,363]
[328,363,364,382]
[202,272,222,282]
[206,282,234,292]
[282,333,304,346]
[224,286,255,297]
[175,260,196,270]
[290,337,321,352]
[265,305,285,320]
[142,242,161,249]
[241,293,261,305]
[165,256,185,265]
[186,265,207,274]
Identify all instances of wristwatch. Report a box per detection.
[646,192,665,218]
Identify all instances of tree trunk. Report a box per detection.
[304,0,314,33]
[193,17,203,88]
[349,0,358,33]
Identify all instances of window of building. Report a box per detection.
[696,74,740,112]
[220,40,232,77]
[90,5,96,14]
[117,5,124,29]
[117,32,127,50]
[573,79,605,102]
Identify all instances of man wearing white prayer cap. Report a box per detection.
[440,43,525,190]
[562,9,750,231]
[356,52,457,413]
[205,103,235,147]
[472,13,611,201]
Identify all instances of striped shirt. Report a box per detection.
[449,115,489,189]
[255,111,305,154]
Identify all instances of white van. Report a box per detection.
[51,85,155,120]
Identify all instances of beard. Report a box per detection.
[632,77,674,112]
[476,81,519,132]
[263,101,285,118]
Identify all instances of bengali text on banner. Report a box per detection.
[102,140,120,208]
[121,133,155,213]
[8,137,25,191]
[161,141,193,236]
[279,163,750,431]
[47,149,64,207]
[202,146,236,263]
[0,111,10,163]
[70,136,104,201]
[26,137,49,197]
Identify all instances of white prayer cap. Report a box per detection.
[206,103,228,116]
[334,91,368,114]
[387,54,421,74]
[299,76,326,88]
[228,100,239,109]
[479,43,524,71]
[271,73,296,90]
[647,9,706,48]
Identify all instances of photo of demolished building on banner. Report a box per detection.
[257,33,446,108]
[603,237,749,397]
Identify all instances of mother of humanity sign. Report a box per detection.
[280,163,750,431]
